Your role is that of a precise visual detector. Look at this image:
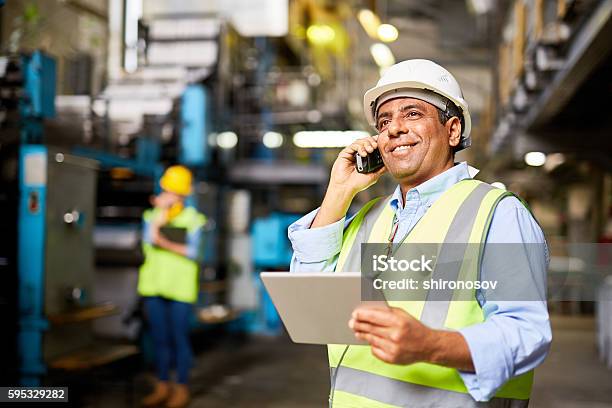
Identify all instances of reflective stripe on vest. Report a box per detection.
[329,180,533,407]
[331,366,529,408]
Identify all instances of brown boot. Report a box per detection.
[166,383,190,408]
[141,381,170,407]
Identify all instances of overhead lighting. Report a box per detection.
[263,131,284,149]
[293,130,369,148]
[306,24,336,45]
[468,0,493,15]
[524,151,546,167]
[217,131,238,149]
[357,9,381,39]
[491,182,507,190]
[377,23,398,42]
[370,43,395,68]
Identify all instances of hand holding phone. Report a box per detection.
[355,149,384,174]
[312,134,386,228]
[328,134,386,194]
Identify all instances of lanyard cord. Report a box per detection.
[331,208,404,407]
[329,215,397,407]
[328,345,350,408]
[386,214,400,257]
[388,214,400,242]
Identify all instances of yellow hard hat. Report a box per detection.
[159,165,192,196]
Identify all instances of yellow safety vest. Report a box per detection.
[138,206,206,304]
[329,179,533,407]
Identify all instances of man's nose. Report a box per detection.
[387,117,408,138]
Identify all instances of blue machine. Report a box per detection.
[180,84,210,167]
[74,145,164,181]
[18,145,50,386]
[14,52,100,386]
[19,52,56,143]
[14,52,56,385]
[17,145,99,386]
[11,51,217,384]
[252,213,300,266]
[246,212,300,334]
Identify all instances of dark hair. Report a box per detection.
[437,102,464,130]
[436,100,464,153]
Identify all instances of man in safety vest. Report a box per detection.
[139,165,206,408]
[289,59,551,407]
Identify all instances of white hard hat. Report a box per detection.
[363,59,472,151]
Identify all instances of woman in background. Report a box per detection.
[138,165,206,408]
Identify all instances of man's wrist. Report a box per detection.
[422,328,445,365]
[327,182,358,201]
[312,186,355,228]
[422,329,475,372]
[322,183,357,213]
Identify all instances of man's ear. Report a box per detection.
[446,117,462,148]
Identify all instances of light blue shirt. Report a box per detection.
[288,162,552,402]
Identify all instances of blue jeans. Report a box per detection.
[143,297,193,384]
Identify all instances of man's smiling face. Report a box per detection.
[375,97,460,186]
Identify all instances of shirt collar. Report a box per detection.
[389,162,479,211]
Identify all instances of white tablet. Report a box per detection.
[261,272,387,345]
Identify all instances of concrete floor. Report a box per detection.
[530,316,612,408]
[75,315,612,407]
[188,336,329,407]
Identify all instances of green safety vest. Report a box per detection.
[138,206,206,304]
[329,179,534,408]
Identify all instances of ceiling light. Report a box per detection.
[524,151,546,167]
[293,131,369,148]
[370,43,395,68]
[263,131,284,149]
[468,0,493,15]
[217,131,238,149]
[357,9,380,39]
[306,24,335,45]
[377,23,398,42]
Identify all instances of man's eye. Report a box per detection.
[378,119,390,128]
[405,111,421,118]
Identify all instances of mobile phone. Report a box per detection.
[355,149,384,174]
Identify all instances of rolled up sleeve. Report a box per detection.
[289,208,355,273]
[459,301,551,400]
[142,219,152,245]
[186,227,202,260]
[457,196,552,401]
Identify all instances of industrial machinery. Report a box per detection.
[0,2,340,388]
[19,146,103,385]
[247,212,300,334]
[0,51,137,386]
[69,10,233,345]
